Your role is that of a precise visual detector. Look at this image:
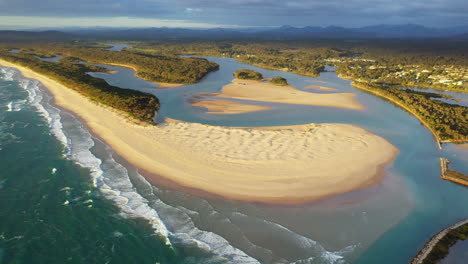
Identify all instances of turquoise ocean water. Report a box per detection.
[1,55,467,264]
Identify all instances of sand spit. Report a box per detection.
[0,60,398,204]
[214,79,364,110]
[304,85,338,91]
[192,99,272,114]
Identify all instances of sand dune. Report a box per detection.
[0,60,397,204]
[213,79,363,110]
[192,99,272,114]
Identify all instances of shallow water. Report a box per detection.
[103,44,133,51]
[440,239,468,264]
[34,55,63,63]
[410,86,468,107]
[1,55,467,264]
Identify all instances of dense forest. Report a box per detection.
[233,68,263,80]
[270,76,288,86]
[3,43,219,84]
[127,40,468,87]
[0,51,159,122]
[352,82,467,142]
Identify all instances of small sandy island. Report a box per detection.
[0,60,398,204]
[304,85,338,91]
[192,99,272,114]
[213,79,364,110]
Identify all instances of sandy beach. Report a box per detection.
[304,85,338,91]
[214,79,364,110]
[192,99,272,114]
[0,60,398,204]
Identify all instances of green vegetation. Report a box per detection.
[128,41,328,77]
[20,48,56,58]
[233,68,263,80]
[270,76,288,86]
[1,40,466,141]
[0,51,159,122]
[127,40,467,91]
[10,44,219,84]
[59,56,82,63]
[352,82,467,142]
[422,223,468,264]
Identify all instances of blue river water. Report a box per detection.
[1,54,467,264]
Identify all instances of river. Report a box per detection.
[0,52,467,264]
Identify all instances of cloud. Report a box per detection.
[0,0,465,28]
[185,7,203,13]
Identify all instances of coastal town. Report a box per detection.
[325,57,468,91]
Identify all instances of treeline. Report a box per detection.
[352,82,467,142]
[0,51,159,122]
[234,69,263,80]
[129,41,330,77]
[128,40,467,89]
[270,76,288,86]
[7,43,219,84]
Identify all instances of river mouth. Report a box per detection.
[86,54,468,263]
[1,49,467,264]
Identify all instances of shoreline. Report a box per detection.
[213,79,365,110]
[0,60,399,205]
[350,81,444,150]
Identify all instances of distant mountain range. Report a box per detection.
[1,24,467,41]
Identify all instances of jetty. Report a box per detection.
[440,158,468,187]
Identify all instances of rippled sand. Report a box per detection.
[1,60,398,204]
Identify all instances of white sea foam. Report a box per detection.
[0,65,349,264]
[1,67,71,153]
[0,66,174,246]
[6,100,26,112]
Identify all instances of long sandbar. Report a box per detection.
[192,99,272,114]
[0,60,398,204]
[304,85,337,91]
[214,79,364,110]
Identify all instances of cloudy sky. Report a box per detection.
[0,0,466,29]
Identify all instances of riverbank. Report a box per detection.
[191,99,272,114]
[0,60,399,204]
[213,78,364,110]
[351,81,443,150]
